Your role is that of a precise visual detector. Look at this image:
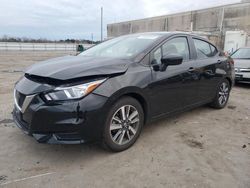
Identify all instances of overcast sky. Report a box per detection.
[0,0,240,40]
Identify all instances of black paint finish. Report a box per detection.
[13,32,234,144]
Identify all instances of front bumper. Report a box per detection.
[13,92,108,144]
[235,69,250,83]
[13,110,84,144]
[235,73,250,83]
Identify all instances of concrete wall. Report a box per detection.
[107,2,250,48]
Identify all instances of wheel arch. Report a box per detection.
[124,92,148,123]
[105,87,150,124]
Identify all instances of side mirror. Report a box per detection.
[153,54,183,72]
[161,54,183,66]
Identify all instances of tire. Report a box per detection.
[210,79,231,109]
[102,97,144,152]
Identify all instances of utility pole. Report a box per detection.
[91,33,94,44]
[101,7,103,42]
[219,7,225,34]
[219,7,225,49]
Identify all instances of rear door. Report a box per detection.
[148,36,200,117]
[192,38,226,101]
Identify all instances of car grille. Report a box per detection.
[15,90,26,109]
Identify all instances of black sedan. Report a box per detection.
[13,32,234,151]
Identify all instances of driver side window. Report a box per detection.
[162,37,190,61]
[152,37,190,65]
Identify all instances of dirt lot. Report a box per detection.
[0,51,249,188]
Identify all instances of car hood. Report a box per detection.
[233,59,250,68]
[25,55,130,80]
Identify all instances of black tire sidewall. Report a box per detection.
[102,97,144,152]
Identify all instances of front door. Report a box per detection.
[148,36,200,118]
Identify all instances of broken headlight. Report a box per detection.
[44,79,106,101]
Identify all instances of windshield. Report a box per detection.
[231,48,250,59]
[79,34,161,59]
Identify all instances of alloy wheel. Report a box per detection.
[109,105,140,145]
[218,82,229,106]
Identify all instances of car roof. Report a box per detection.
[124,31,210,42]
[127,31,205,36]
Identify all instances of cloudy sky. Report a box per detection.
[0,0,240,40]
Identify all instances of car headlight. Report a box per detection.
[44,79,106,101]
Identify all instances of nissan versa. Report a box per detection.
[13,32,234,151]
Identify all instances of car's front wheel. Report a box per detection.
[102,97,144,152]
[210,79,231,109]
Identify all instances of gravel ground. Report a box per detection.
[0,51,249,188]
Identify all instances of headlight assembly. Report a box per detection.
[44,79,106,101]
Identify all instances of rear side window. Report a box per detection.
[193,39,217,59]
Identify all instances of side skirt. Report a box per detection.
[148,99,213,123]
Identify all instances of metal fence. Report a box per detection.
[0,42,93,51]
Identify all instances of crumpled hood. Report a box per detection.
[25,55,130,80]
[233,59,250,68]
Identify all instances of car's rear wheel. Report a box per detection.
[210,79,231,109]
[102,97,144,152]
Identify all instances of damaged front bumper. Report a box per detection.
[13,91,108,144]
[13,76,109,144]
[13,110,85,144]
